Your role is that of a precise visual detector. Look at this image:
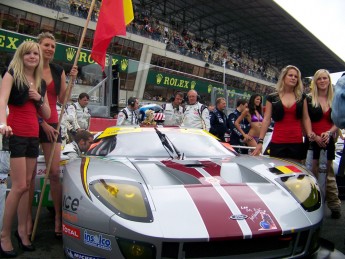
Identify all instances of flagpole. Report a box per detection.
[31,0,97,242]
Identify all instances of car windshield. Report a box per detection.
[88,128,234,158]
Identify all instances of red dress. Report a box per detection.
[311,109,332,136]
[8,101,38,137]
[271,102,303,144]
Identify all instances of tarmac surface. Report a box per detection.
[9,200,345,259]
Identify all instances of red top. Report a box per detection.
[271,102,303,143]
[45,80,58,124]
[8,101,38,137]
[312,109,332,136]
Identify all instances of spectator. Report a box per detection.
[0,41,51,256]
[305,69,341,219]
[162,92,184,126]
[209,97,230,142]
[69,1,77,15]
[252,65,314,161]
[228,99,250,153]
[116,97,139,126]
[181,90,210,131]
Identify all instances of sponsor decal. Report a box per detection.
[66,248,106,259]
[230,214,248,220]
[242,207,277,230]
[84,231,112,251]
[63,223,80,239]
[63,211,78,223]
[258,211,277,230]
[269,165,302,175]
[63,195,81,213]
[223,185,281,234]
[37,165,64,176]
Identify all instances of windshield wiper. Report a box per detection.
[154,127,183,159]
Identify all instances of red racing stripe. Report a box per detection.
[162,160,204,179]
[185,185,243,240]
[223,185,282,237]
[199,161,221,177]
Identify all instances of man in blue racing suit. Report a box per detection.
[209,97,231,142]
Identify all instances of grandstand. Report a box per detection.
[1,0,344,117]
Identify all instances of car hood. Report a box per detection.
[71,155,323,240]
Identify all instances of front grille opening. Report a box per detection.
[296,230,309,254]
[162,234,297,258]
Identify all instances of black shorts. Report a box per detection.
[309,137,335,160]
[39,123,62,143]
[270,142,306,161]
[9,135,39,158]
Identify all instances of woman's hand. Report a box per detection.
[243,134,252,142]
[41,122,59,142]
[315,135,327,148]
[69,65,78,78]
[28,88,42,102]
[0,124,13,137]
[320,131,330,144]
[251,144,262,156]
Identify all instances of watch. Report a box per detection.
[0,123,6,129]
[36,96,44,107]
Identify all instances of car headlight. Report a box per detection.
[90,179,153,222]
[277,175,321,212]
[116,237,156,259]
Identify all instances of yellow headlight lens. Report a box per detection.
[279,175,321,212]
[91,179,153,222]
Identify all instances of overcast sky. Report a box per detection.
[274,0,345,83]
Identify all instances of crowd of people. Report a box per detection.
[24,0,280,84]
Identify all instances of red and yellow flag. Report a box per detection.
[91,0,134,70]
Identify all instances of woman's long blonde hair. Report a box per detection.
[276,65,304,101]
[310,69,333,108]
[8,41,43,92]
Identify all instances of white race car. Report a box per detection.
[61,126,331,258]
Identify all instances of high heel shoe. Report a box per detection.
[14,231,35,252]
[0,243,17,258]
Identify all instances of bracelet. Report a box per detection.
[35,96,44,108]
[257,138,264,144]
[0,123,7,129]
[38,117,44,124]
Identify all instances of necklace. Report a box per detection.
[25,77,34,87]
